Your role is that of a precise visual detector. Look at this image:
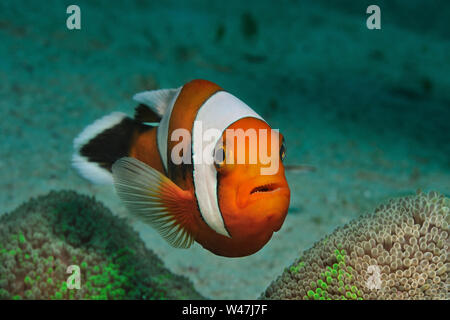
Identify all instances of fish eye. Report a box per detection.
[214,145,226,170]
[280,138,286,162]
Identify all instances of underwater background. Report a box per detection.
[0,0,449,299]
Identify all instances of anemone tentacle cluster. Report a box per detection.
[262,191,449,300]
[0,191,204,300]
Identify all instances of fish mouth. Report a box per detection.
[249,183,281,195]
[236,178,290,209]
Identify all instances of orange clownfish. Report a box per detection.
[72,79,290,257]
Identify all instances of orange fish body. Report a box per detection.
[73,79,290,257]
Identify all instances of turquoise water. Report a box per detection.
[1,1,449,299]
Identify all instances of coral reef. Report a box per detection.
[262,191,449,300]
[0,190,205,300]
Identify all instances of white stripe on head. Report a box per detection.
[192,91,265,237]
[156,88,182,172]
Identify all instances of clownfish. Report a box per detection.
[72,79,290,257]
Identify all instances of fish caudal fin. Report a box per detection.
[112,157,196,249]
[72,112,151,184]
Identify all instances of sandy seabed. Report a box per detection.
[1,1,449,299]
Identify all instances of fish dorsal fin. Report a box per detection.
[134,104,162,123]
[112,157,196,249]
[133,88,180,118]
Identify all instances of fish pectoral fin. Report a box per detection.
[112,157,196,249]
[284,164,317,173]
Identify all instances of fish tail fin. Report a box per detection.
[72,112,154,184]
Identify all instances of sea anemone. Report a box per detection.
[0,190,204,300]
[262,191,449,300]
